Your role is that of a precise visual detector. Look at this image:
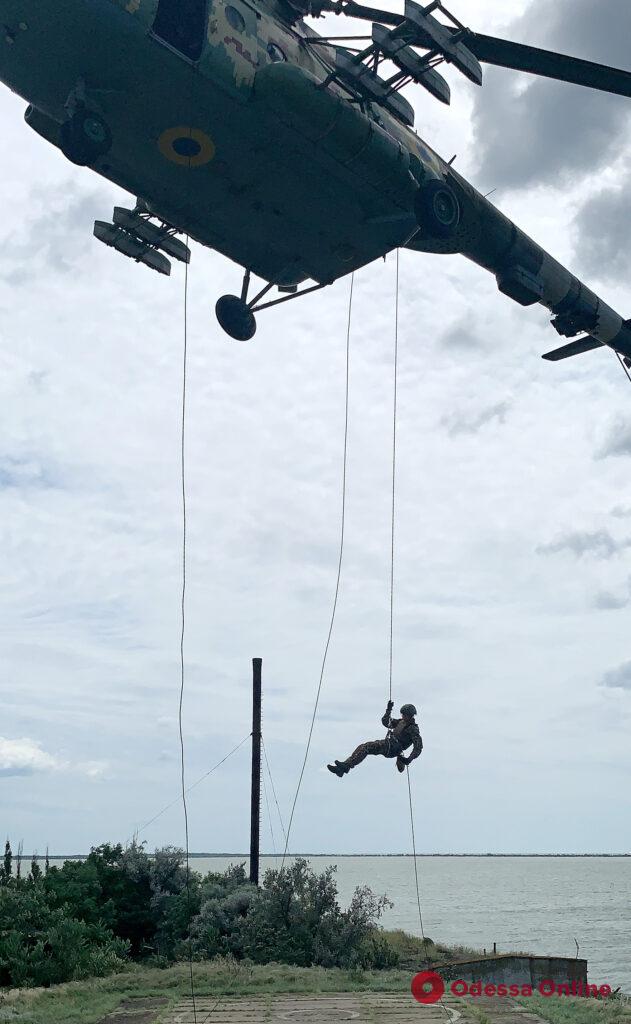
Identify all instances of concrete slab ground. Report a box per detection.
[165,993,460,1023]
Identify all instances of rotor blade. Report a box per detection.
[466,33,631,98]
[327,2,631,98]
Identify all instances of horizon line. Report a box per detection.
[39,851,631,858]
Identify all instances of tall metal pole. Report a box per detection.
[250,657,262,885]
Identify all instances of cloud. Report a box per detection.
[593,589,630,610]
[0,184,109,286]
[471,0,631,190]
[0,454,61,490]
[0,737,62,777]
[601,662,631,691]
[573,180,631,283]
[537,530,631,559]
[596,418,631,459]
[593,575,631,609]
[0,737,106,778]
[441,401,510,436]
[78,761,107,779]
[440,319,486,350]
[3,56,631,857]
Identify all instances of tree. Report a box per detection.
[43,843,197,959]
[30,857,42,883]
[91,842,156,955]
[0,885,129,987]
[189,863,254,960]
[237,859,396,969]
[2,839,12,883]
[44,856,113,932]
[0,844,398,980]
[149,846,199,959]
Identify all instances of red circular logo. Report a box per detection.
[411,970,445,1004]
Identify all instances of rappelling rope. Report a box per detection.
[388,250,400,707]
[178,237,197,1024]
[615,352,631,384]
[178,252,225,1024]
[385,252,430,956]
[406,767,426,941]
[179,230,224,1024]
[387,260,449,1019]
[407,772,453,1020]
[280,274,355,869]
[386,255,431,961]
[175,57,212,1022]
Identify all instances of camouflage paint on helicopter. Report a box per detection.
[1,0,631,352]
[110,0,150,24]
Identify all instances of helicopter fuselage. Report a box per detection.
[0,0,447,285]
[2,0,631,357]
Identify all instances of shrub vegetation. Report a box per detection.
[0,841,399,988]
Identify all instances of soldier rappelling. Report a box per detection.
[327,701,423,777]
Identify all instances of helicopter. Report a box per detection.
[1,0,631,357]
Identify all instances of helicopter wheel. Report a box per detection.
[414,179,461,239]
[215,294,257,341]
[59,108,112,167]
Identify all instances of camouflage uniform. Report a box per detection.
[341,706,423,771]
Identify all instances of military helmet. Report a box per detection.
[400,703,417,717]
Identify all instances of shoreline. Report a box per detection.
[41,852,631,859]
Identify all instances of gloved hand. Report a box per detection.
[386,700,394,713]
[396,755,407,773]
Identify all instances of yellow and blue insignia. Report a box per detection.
[158,127,216,167]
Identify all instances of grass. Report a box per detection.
[381,930,481,969]
[457,992,631,1024]
[0,960,414,1024]
[6,940,626,1024]
[0,932,486,1024]
[461,1008,493,1024]
[457,990,631,1024]
[516,995,631,1024]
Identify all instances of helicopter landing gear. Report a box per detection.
[414,179,461,239]
[215,294,257,341]
[215,269,328,340]
[59,107,112,167]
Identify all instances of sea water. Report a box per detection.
[187,854,631,991]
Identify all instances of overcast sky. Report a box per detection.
[2,0,631,858]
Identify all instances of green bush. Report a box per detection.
[236,859,398,969]
[0,885,129,987]
[188,862,256,960]
[1,845,400,986]
[42,842,198,960]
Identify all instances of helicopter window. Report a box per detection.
[225,5,246,31]
[153,0,208,61]
[266,42,286,62]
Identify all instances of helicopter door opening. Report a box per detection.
[153,0,208,61]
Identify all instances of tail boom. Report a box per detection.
[415,167,631,363]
